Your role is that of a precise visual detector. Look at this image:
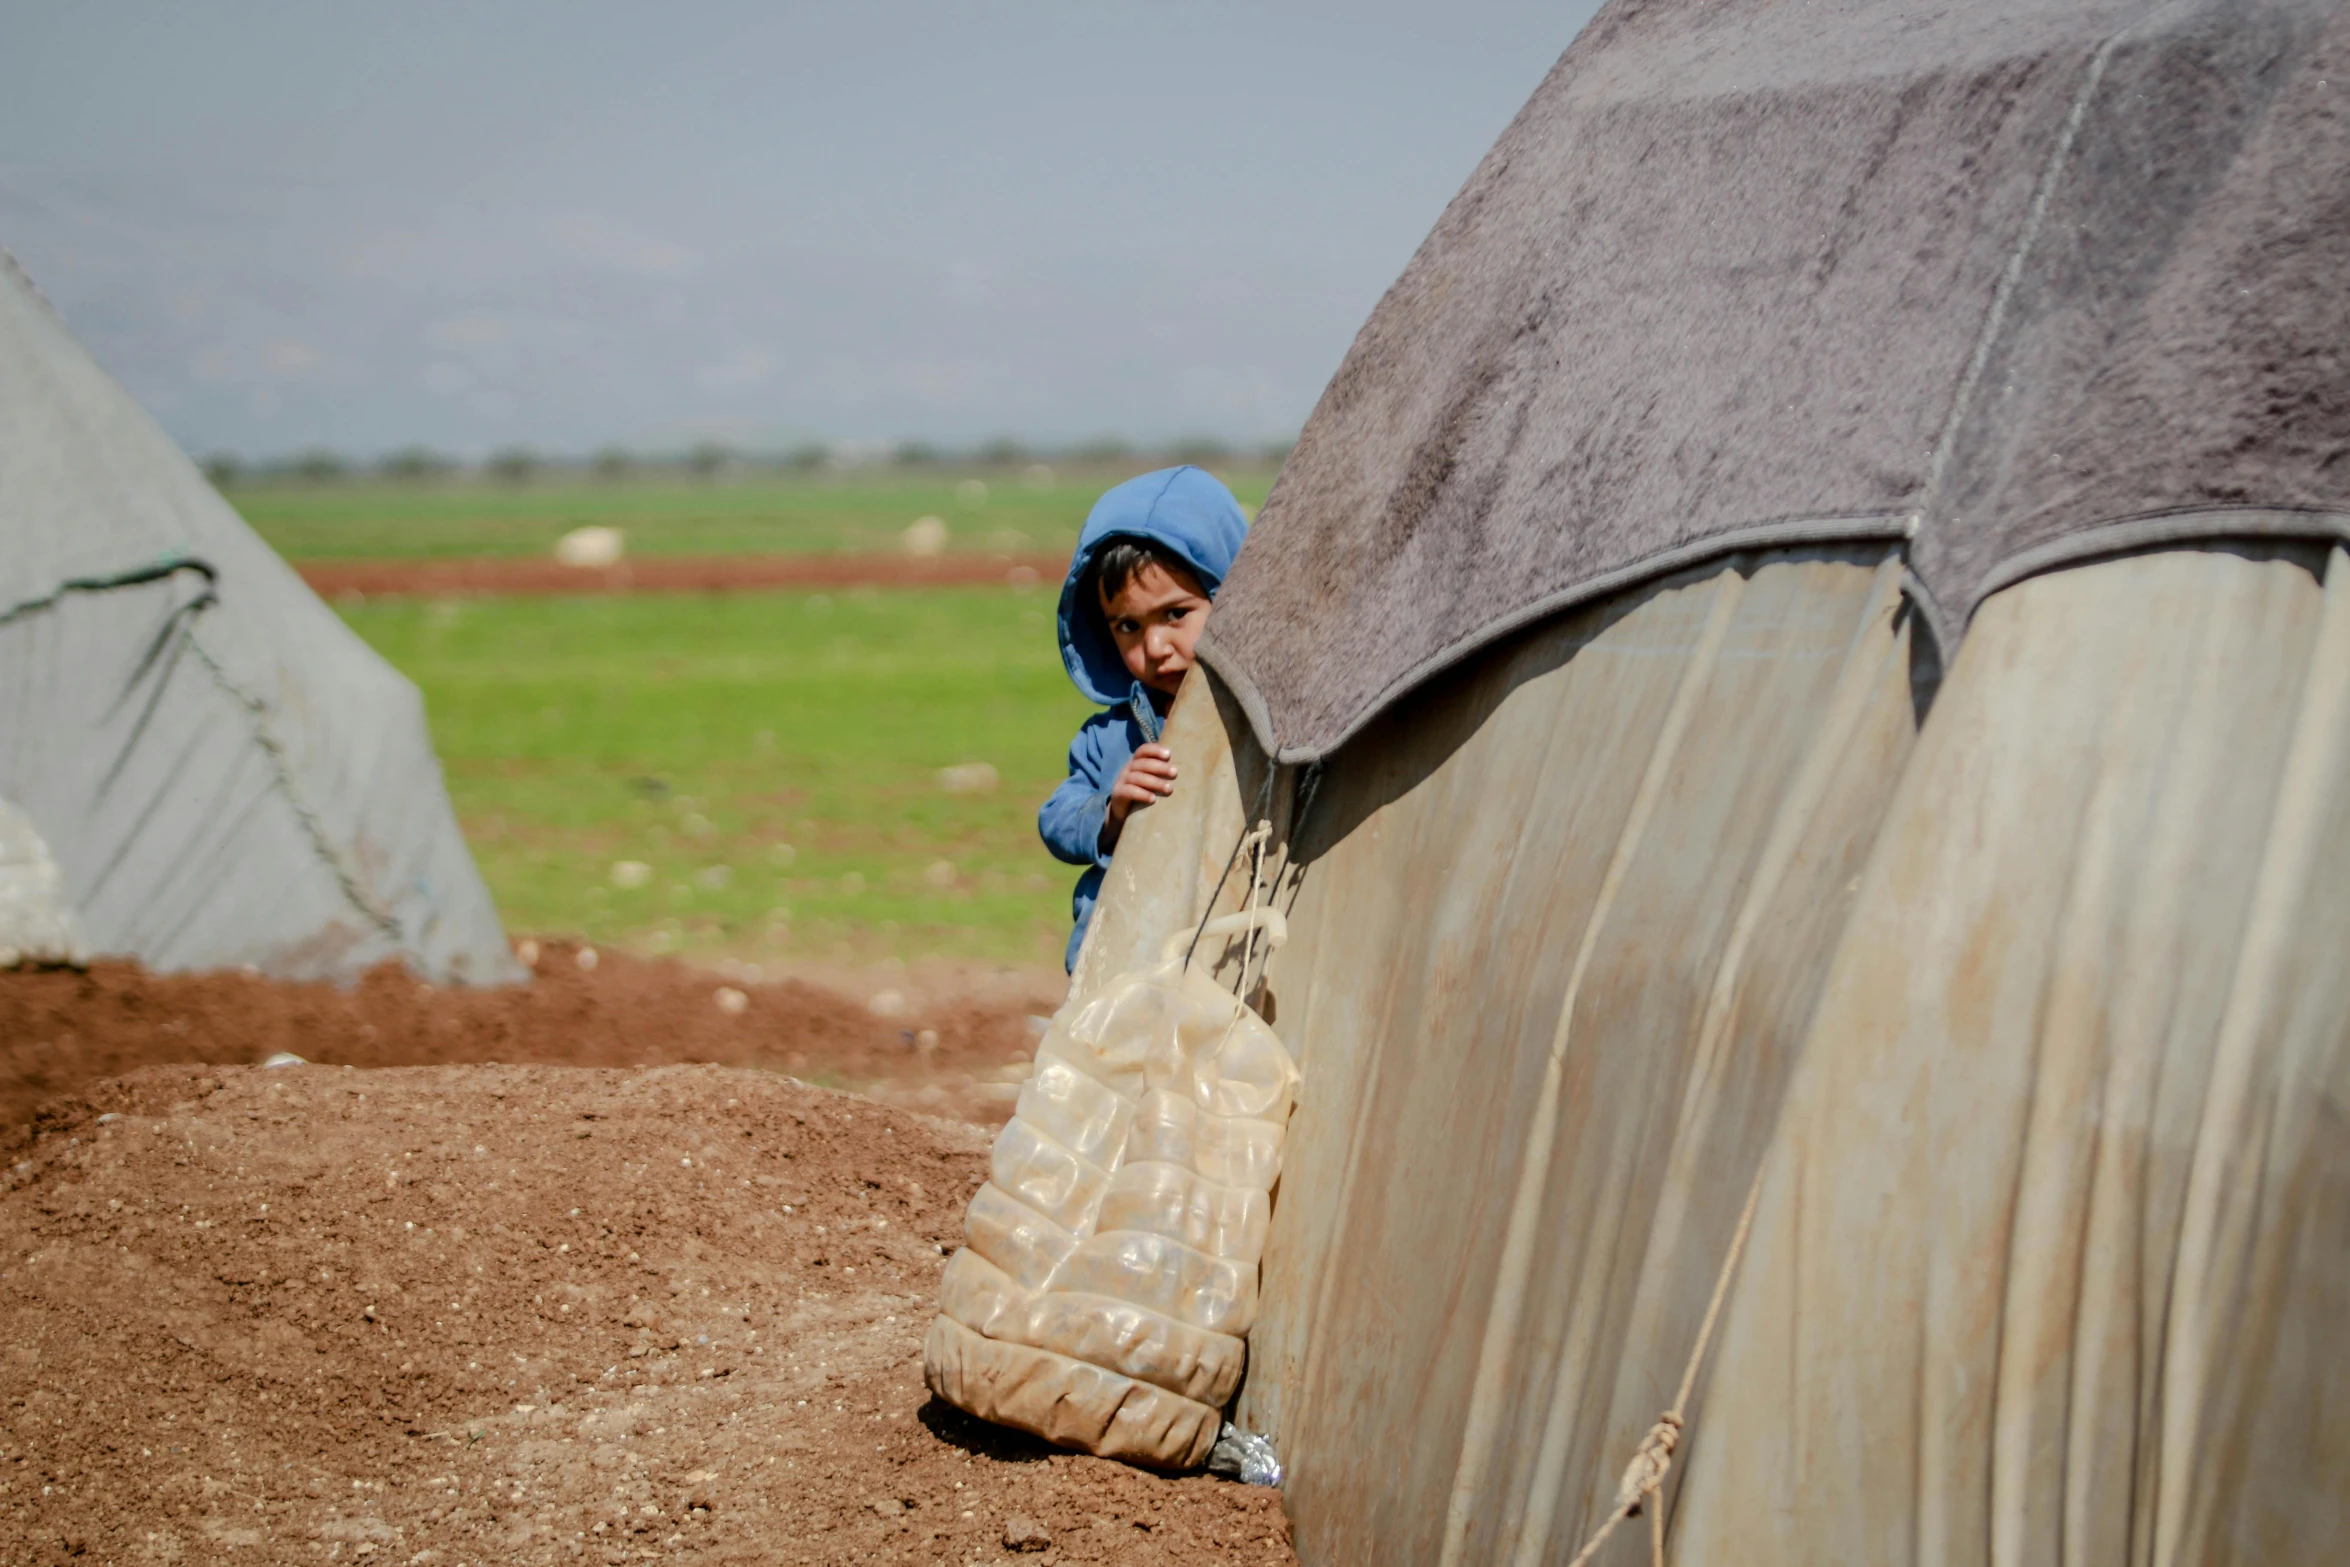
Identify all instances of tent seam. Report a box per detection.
[1199,514,1911,765]
[1917,24,2130,514]
[1205,497,2349,769]
[175,630,409,948]
[0,557,219,630]
[1968,506,2350,611]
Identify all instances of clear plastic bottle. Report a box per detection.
[926,910,1298,1467]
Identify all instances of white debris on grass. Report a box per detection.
[695,865,732,890]
[902,516,949,557]
[922,860,957,889]
[935,762,999,794]
[553,525,625,568]
[767,843,797,868]
[610,861,653,889]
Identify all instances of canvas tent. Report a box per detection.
[1069,3,2350,1563]
[0,252,520,984]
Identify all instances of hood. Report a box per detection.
[1056,466,1250,706]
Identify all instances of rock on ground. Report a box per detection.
[0,1062,1295,1565]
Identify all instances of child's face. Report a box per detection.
[1100,560,1210,698]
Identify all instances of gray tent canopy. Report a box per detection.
[1200,0,2350,763]
[0,251,520,983]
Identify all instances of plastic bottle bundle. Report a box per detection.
[924,906,1298,1468]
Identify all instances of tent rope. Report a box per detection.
[1234,819,1278,999]
[1184,765,1279,972]
[1562,1156,1769,1567]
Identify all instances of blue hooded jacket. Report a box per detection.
[1039,466,1249,971]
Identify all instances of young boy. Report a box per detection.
[1039,466,1249,972]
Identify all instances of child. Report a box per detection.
[1039,466,1249,972]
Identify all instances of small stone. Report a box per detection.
[867,990,907,1019]
[870,1497,905,1518]
[713,987,749,1016]
[1003,1516,1050,1552]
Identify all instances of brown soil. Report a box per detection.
[0,1062,1294,1564]
[297,553,1067,599]
[0,943,1051,1144]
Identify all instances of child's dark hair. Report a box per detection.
[1093,537,1203,601]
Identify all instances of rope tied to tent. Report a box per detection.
[1562,1156,1768,1567]
[1183,764,1280,971]
[1611,1412,1681,1516]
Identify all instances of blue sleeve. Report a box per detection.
[1039,719,1119,870]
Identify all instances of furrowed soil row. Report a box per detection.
[297,554,1070,599]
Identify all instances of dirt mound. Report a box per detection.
[0,944,1045,1144]
[0,1061,1295,1564]
[297,553,1067,599]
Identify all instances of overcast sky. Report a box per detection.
[0,2,1600,461]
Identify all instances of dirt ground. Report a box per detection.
[0,960,1299,1566]
[296,553,1067,599]
[0,943,1056,1142]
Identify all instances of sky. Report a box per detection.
[0,1,1603,462]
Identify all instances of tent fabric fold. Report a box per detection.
[1675,545,2350,1567]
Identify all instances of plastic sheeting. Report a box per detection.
[0,252,519,983]
[1088,544,2349,1563]
[1676,545,2350,1567]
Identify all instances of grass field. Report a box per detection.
[232,466,1275,562]
[339,584,1097,967]
[292,469,1282,967]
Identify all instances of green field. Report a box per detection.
[232,467,1275,562]
[339,584,1097,967]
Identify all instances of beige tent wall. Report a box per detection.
[1095,547,1924,1561]
[1087,543,2350,1564]
[1674,545,2350,1567]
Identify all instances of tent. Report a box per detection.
[1073,2,2350,1562]
[0,251,520,984]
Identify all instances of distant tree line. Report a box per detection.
[199,435,1295,489]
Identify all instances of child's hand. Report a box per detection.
[1102,744,1178,849]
